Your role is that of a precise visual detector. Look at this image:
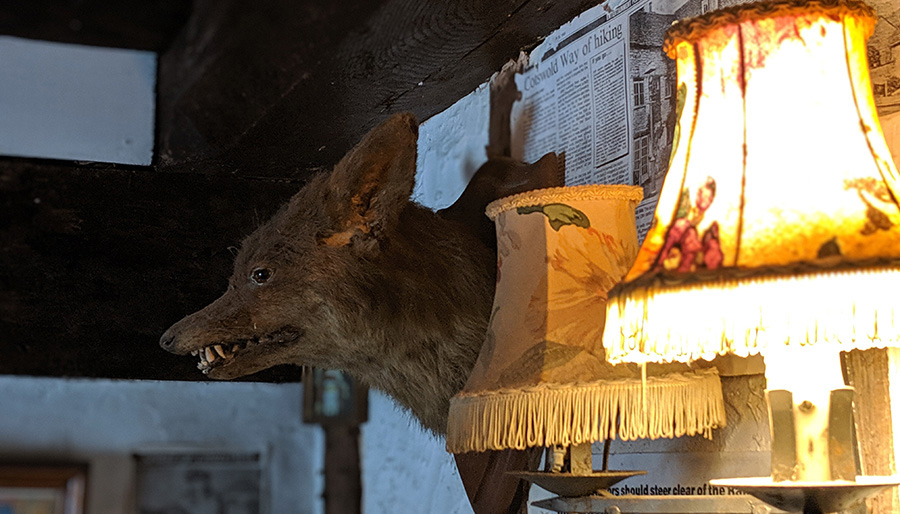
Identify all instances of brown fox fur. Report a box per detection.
[160,112,560,435]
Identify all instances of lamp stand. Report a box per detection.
[711,348,900,513]
[509,440,646,497]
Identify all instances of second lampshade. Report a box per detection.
[446,184,725,454]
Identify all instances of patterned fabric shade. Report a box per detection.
[602,0,900,367]
[446,185,725,454]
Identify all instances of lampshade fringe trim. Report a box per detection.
[604,266,900,365]
[446,368,725,454]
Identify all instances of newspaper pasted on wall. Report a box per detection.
[511,0,686,239]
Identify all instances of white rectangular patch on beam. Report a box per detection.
[0,36,157,165]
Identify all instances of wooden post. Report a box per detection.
[303,368,368,514]
[843,348,900,513]
[323,424,362,514]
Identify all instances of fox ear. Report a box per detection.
[319,113,419,250]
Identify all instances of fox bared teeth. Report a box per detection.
[195,342,245,371]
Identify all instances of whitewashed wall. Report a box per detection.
[361,392,472,513]
[413,82,490,210]
[0,377,321,514]
[0,37,156,165]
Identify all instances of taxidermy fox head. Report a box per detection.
[160,112,559,433]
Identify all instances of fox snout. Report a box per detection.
[159,307,219,356]
[160,319,254,377]
[157,293,257,376]
[159,321,192,354]
[159,287,307,380]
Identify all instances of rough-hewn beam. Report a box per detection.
[0,0,191,51]
[157,0,602,174]
[0,160,305,381]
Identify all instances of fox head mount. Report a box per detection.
[160,112,560,434]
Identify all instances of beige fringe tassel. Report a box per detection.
[604,265,900,365]
[446,368,724,454]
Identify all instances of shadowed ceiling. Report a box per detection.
[0,0,600,381]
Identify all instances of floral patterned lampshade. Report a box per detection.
[601,0,900,486]
[446,185,725,454]
[603,0,900,366]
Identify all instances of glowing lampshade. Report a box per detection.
[605,0,900,364]
[602,0,900,499]
[446,185,725,455]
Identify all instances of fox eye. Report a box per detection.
[250,267,273,284]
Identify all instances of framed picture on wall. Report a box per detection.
[0,463,87,514]
[134,452,263,514]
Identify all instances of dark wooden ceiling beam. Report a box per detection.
[0,160,305,381]
[157,0,602,175]
[0,0,192,51]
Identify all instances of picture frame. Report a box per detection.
[0,463,87,514]
[134,452,263,514]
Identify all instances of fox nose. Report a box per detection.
[159,330,176,351]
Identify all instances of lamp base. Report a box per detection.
[510,470,647,497]
[710,476,900,513]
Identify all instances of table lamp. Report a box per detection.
[602,0,900,511]
[447,184,726,495]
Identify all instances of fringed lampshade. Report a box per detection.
[602,0,900,508]
[446,184,725,456]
